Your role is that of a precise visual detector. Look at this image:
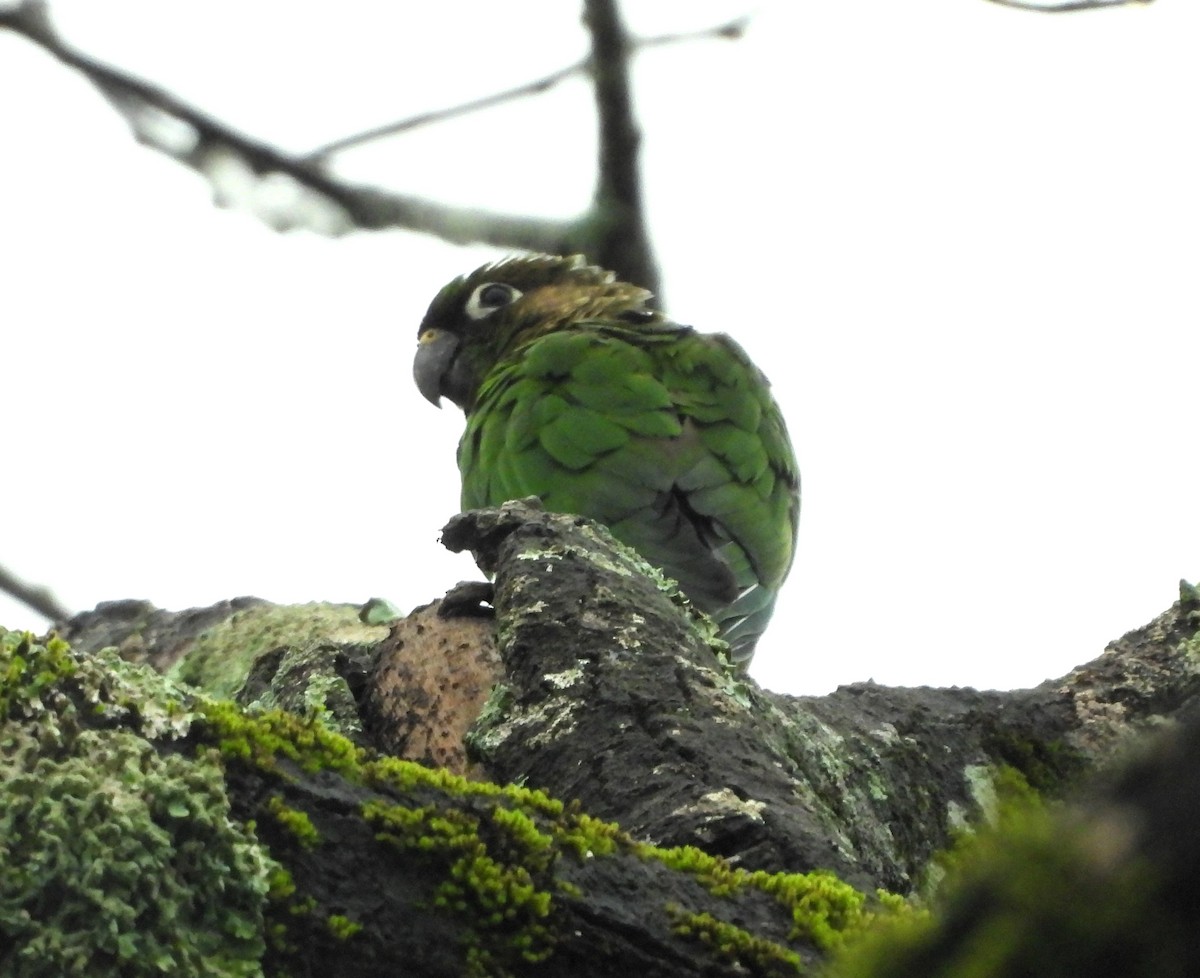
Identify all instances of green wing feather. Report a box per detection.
[459,320,798,662]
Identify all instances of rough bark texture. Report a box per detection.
[6,501,1198,977]
[438,501,1200,891]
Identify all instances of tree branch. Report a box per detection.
[64,503,1194,890]
[0,2,732,289]
[582,0,659,294]
[0,1,578,248]
[303,59,588,162]
[984,0,1151,11]
[0,563,71,623]
[304,16,748,163]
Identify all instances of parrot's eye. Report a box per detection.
[465,282,522,321]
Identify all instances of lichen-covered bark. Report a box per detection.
[0,631,275,978]
[9,501,1200,976]
[440,502,1200,892]
[831,707,1200,978]
[0,629,899,978]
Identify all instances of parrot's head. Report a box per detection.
[414,254,657,412]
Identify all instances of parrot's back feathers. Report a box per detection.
[414,254,799,665]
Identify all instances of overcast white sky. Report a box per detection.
[2,0,1197,695]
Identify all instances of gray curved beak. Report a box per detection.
[413,329,459,407]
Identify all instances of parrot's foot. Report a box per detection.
[439,580,495,618]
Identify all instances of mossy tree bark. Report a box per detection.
[8,500,1199,977]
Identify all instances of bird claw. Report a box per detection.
[438,580,495,618]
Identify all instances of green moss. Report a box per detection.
[365,751,564,820]
[261,866,305,957]
[646,843,744,895]
[183,663,920,974]
[198,699,364,776]
[491,805,555,855]
[363,797,556,976]
[933,764,1046,887]
[827,792,1168,978]
[326,914,363,940]
[266,866,297,902]
[2,628,911,976]
[644,841,907,955]
[824,904,938,978]
[196,700,603,974]
[669,907,804,976]
[979,728,1085,795]
[357,754,909,975]
[555,809,621,859]
[267,795,321,849]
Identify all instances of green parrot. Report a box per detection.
[413,254,799,665]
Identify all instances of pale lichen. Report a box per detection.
[167,602,385,700]
[0,629,277,978]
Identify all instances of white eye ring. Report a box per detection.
[465,282,522,321]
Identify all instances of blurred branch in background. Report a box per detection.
[0,0,1154,275]
[984,0,1151,10]
[582,0,655,298]
[0,1,580,262]
[0,0,742,294]
[0,563,71,624]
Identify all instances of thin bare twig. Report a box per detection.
[305,15,748,162]
[641,16,749,47]
[0,564,72,624]
[305,59,587,162]
[985,0,1151,10]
